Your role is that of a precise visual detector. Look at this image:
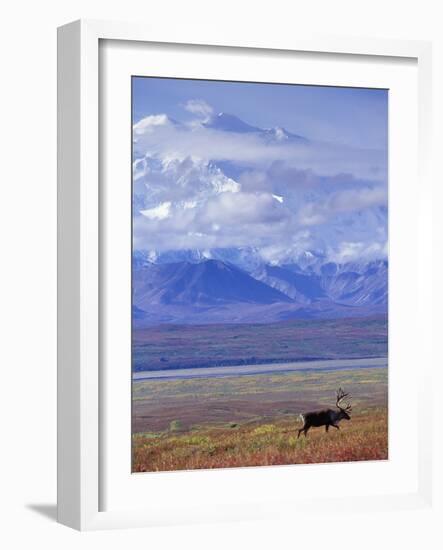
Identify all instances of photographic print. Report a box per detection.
[131,77,388,472]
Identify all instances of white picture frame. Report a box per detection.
[57,19,433,531]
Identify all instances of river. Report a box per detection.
[132,356,387,381]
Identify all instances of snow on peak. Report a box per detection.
[205,112,261,133]
[140,201,172,220]
[273,127,289,141]
[148,250,158,262]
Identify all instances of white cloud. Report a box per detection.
[132,107,388,262]
[133,116,386,181]
[184,99,214,121]
[201,192,289,226]
[327,241,388,263]
[182,200,198,210]
[132,190,292,252]
[133,114,171,135]
[297,186,387,226]
[258,231,315,265]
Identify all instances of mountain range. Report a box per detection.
[204,112,308,143]
[132,110,387,271]
[132,252,387,326]
[132,109,387,326]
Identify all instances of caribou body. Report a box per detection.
[297,388,352,438]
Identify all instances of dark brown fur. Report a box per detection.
[297,388,352,438]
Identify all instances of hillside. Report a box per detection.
[132,257,388,326]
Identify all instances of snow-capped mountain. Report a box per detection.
[133,154,240,214]
[273,259,387,307]
[252,263,326,304]
[203,112,307,142]
[132,110,387,261]
[131,107,388,325]
[203,112,262,133]
[318,260,388,306]
[133,247,264,273]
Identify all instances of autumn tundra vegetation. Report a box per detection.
[132,365,388,472]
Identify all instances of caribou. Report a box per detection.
[297,388,352,438]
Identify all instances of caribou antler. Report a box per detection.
[336,387,352,412]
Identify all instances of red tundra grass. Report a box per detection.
[132,408,388,472]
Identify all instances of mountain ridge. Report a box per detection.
[133,258,293,308]
[203,112,308,143]
[132,255,388,326]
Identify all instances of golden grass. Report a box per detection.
[132,408,388,472]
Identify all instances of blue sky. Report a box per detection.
[132,77,388,150]
[132,77,388,264]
